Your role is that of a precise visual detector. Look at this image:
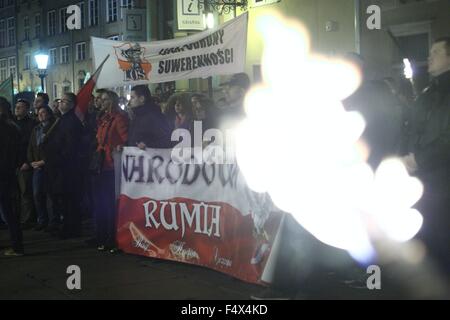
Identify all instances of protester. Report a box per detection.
[50,99,61,118]
[27,106,56,231]
[34,93,50,114]
[92,90,128,253]
[191,94,217,132]
[0,97,24,256]
[166,93,193,130]
[95,89,107,112]
[14,99,37,226]
[42,93,83,239]
[218,72,250,129]
[127,85,173,149]
[402,37,450,274]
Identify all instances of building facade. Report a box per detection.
[148,0,360,95]
[359,0,450,90]
[4,0,448,101]
[1,0,147,102]
[0,0,18,93]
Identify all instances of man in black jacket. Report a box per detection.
[14,99,37,226]
[402,37,450,275]
[43,93,83,239]
[127,85,173,149]
[0,98,24,256]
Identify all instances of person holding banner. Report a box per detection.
[127,85,173,149]
[92,90,128,253]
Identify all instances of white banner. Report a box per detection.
[92,13,248,88]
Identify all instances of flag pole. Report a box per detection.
[74,54,111,123]
[91,54,110,81]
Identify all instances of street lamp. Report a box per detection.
[204,12,215,29]
[35,53,49,93]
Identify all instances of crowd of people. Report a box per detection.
[0,72,250,256]
[0,37,449,281]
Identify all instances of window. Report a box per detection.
[121,0,135,9]
[107,0,118,23]
[6,0,12,6]
[24,16,30,41]
[78,2,85,29]
[24,54,31,70]
[52,83,58,99]
[88,0,99,26]
[48,11,56,36]
[9,57,16,80]
[60,46,70,64]
[0,59,7,81]
[120,0,135,19]
[35,14,41,39]
[0,1,3,9]
[76,42,86,61]
[62,82,71,93]
[60,7,68,33]
[0,20,5,48]
[7,17,15,46]
[49,48,57,65]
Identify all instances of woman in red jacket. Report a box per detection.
[93,90,128,253]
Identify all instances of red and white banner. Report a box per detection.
[116,147,284,285]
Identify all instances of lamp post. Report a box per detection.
[35,53,49,93]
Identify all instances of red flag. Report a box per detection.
[75,54,110,122]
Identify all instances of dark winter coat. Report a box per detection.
[127,103,173,148]
[42,109,83,194]
[406,71,450,194]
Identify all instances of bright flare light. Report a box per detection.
[235,13,423,264]
[204,13,215,29]
[403,58,413,80]
[35,54,49,70]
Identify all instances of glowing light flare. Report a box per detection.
[236,14,424,263]
[258,15,310,91]
[372,159,424,210]
[380,209,423,243]
[403,58,414,80]
[298,56,363,100]
[205,12,215,29]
